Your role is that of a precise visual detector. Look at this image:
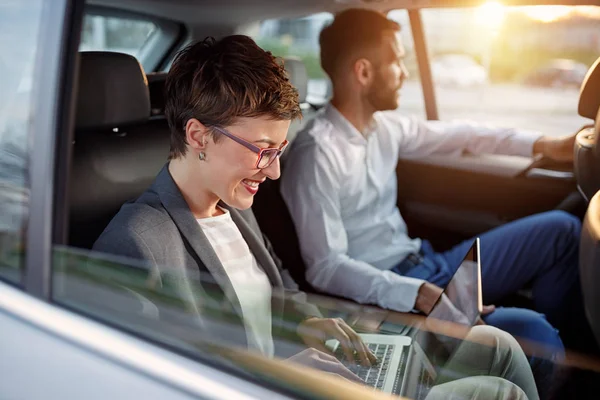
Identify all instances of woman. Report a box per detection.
[94,35,538,399]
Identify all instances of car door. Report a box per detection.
[396,154,579,249]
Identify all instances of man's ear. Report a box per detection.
[185,118,211,153]
[354,58,373,88]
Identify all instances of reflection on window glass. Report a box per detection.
[418,5,599,135]
[0,0,45,284]
[79,15,156,58]
[51,247,340,397]
[52,245,545,399]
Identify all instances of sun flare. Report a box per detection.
[519,6,573,23]
[476,1,506,29]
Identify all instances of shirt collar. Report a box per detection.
[324,103,375,144]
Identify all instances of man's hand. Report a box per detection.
[416,282,496,324]
[286,348,363,383]
[414,282,443,315]
[533,133,577,163]
[475,304,496,325]
[297,317,377,367]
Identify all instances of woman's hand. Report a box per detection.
[286,348,363,383]
[297,317,377,367]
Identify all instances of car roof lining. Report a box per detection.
[87,0,600,26]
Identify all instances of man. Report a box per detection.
[281,8,592,370]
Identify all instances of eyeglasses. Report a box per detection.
[211,126,289,169]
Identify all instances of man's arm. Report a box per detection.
[281,144,425,313]
[383,114,544,159]
[385,112,578,162]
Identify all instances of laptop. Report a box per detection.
[326,238,483,398]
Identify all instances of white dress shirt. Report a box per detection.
[281,104,542,313]
[197,208,274,357]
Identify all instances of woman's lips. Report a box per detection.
[241,179,262,195]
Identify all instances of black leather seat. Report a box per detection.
[575,56,600,201]
[580,190,600,346]
[576,56,600,346]
[252,58,315,292]
[69,52,170,249]
[147,72,168,116]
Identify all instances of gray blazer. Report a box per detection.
[93,164,320,348]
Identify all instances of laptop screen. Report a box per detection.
[415,238,483,365]
[432,238,483,326]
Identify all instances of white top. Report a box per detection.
[281,104,542,313]
[197,209,274,357]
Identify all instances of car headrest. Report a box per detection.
[76,52,150,130]
[284,57,308,103]
[579,56,600,120]
[147,72,167,116]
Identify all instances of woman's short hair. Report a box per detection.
[165,35,301,159]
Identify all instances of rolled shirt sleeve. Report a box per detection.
[379,113,543,160]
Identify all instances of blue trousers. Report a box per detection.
[392,210,591,397]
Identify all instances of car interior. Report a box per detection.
[68,0,600,294]
[11,0,600,396]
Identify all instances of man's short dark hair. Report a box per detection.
[320,8,401,78]
[165,35,301,159]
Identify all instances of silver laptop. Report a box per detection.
[326,238,482,397]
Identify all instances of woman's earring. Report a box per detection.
[198,152,206,161]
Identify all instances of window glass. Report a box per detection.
[0,0,45,284]
[79,15,156,59]
[54,9,563,397]
[51,247,373,398]
[53,242,552,398]
[418,5,599,135]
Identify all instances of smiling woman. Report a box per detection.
[163,36,299,215]
[91,34,383,380]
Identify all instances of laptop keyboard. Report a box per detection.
[335,343,394,390]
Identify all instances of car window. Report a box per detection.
[80,14,156,58]
[0,0,46,285]
[413,5,599,135]
[50,245,384,399]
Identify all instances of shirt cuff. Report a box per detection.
[508,130,543,157]
[380,272,426,313]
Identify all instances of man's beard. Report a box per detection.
[366,75,401,112]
